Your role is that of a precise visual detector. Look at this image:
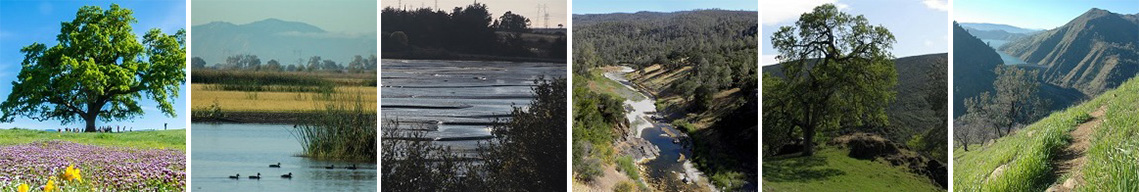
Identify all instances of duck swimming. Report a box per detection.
[269,162,281,168]
[281,172,293,179]
[228,174,240,179]
[347,164,358,170]
[248,173,261,179]
[325,165,334,169]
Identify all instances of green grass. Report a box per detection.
[0,128,185,150]
[1077,77,1139,191]
[763,147,942,192]
[583,69,645,101]
[954,76,1139,191]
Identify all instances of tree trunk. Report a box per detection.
[84,115,97,132]
[802,125,816,156]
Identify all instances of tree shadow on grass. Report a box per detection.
[762,154,845,182]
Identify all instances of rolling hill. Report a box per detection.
[191,18,377,66]
[1000,8,1139,95]
[763,53,948,159]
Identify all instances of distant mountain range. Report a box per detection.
[1000,8,1139,95]
[959,23,1041,42]
[191,18,377,66]
[959,22,1042,34]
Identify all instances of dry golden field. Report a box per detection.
[191,84,376,112]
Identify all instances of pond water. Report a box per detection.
[380,59,565,153]
[190,123,376,191]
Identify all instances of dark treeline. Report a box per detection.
[191,54,377,73]
[574,10,758,96]
[381,4,566,61]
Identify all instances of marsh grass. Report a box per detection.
[192,70,337,93]
[291,95,377,161]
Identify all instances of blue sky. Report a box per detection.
[0,1,187,130]
[761,0,949,65]
[956,0,1139,30]
[573,0,757,14]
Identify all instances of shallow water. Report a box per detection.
[381,59,565,152]
[604,67,706,189]
[190,123,376,191]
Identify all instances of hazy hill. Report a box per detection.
[192,18,377,66]
[962,28,1030,41]
[952,22,1003,117]
[959,22,1042,34]
[1000,8,1139,95]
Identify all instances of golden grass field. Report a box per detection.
[191,84,376,113]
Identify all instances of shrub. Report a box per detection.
[616,156,640,181]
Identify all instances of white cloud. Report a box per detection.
[761,0,846,26]
[761,54,780,66]
[924,40,933,47]
[922,0,949,12]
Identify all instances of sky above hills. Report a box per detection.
[193,0,376,33]
[761,0,949,65]
[387,0,568,29]
[574,0,757,14]
[956,0,1138,30]
[0,1,187,130]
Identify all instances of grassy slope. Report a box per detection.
[0,129,185,150]
[763,147,942,192]
[954,76,1139,191]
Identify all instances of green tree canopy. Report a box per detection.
[1,4,185,132]
[768,4,897,156]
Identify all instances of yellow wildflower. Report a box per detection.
[44,180,55,192]
[17,183,28,192]
[62,164,82,182]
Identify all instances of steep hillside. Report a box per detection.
[955,75,1139,191]
[192,18,377,65]
[1001,8,1139,95]
[952,22,1004,117]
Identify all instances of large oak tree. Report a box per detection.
[768,4,897,156]
[1,4,185,132]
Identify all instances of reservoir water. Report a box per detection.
[380,59,565,154]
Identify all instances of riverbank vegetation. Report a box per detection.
[291,96,377,161]
[381,78,566,191]
[572,9,758,191]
